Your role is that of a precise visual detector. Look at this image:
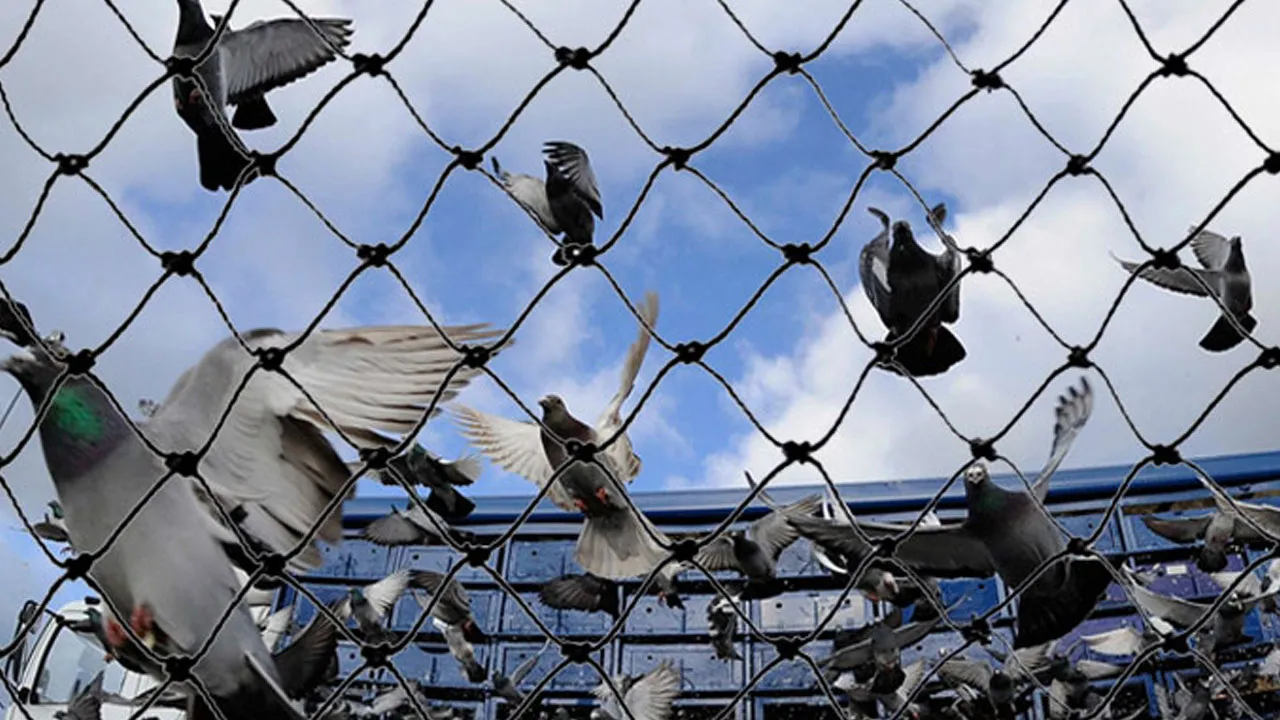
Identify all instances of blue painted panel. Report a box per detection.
[752,640,830,691]
[1121,508,1210,552]
[758,590,869,634]
[405,642,493,687]
[1191,553,1247,596]
[311,539,391,580]
[497,641,613,692]
[501,590,613,637]
[620,643,744,692]
[390,588,501,635]
[755,697,849,720]
[504,539,581,582]
[384,642,433,681]
[936,577,1003,620]
[623,592,715,635]
[394,543,494,583]
[813,590,872,633]
[1056,511,1123,552]
[1136,559,1203,601]
[335,641,367,678]
[290,584,351,629]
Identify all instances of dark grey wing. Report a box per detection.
[1113,254,1219,298]
[1125,572,1210,628]
[362,511,424,546]
[220,17,354,106]
[787,514,875,563]
[543,141,602,218]
[925,202,962,324]
[1031,376,1093,504]
[1189,228,1232,270]
[32,519,70,544]
[749,494,822,561]
[938,658,993,694]
[891,617,941,650]
[66,671,104,720]
[1140,515,1212,543]
[362,569,412,620]
[855,519,997,579]
[273,607,339,699]
[410,569,471,625]
[860,208,894,325]
[695,535,742,573]
[540,575,611,613]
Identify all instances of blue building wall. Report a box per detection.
[277,451,1280,719]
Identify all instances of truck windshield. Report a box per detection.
[32,623,132,705]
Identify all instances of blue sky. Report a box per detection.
[2,0,1280,647]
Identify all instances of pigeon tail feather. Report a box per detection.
[231,97,277,130]
[891,325,966,377]
[1013,558,1115,649]
[196,130,255,192]
[574,512,669,581]
[1198,312,1256,352]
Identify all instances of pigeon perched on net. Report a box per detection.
[493,141,604,266]
[0,315,500,720]
[334,569,414,646]
[860,204,966,377]
[361,502,477,548]
[789,376,1108,648]
[539,573,621,619]
[172,0,354,191]
[1111,226,1255,352]
[492,639,551,705]
[590,659,681,720]
[53,670,105,720]
[695,476,822,598]
[1120,565,1275,656]
[359,442,482,521]
[453,293,670,582]
[707,591,743,661]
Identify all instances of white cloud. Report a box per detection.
[693,0,1280,491]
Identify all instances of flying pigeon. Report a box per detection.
[453,292,670,581]
[1154,675,1216,720]
[361,442,482,521]
[54,670,105,720]
[1209,560,1280,615]
[0,297,35,347]
[590,659,681,720]
[493,141,604,266]
[1079,615,1177,657]
[1142,474,1280,573]
[790,376,1108,648]
[860,204,966,377]
[539,573,621,619]
[410,569,487,644]
[707,592,742,661]
[434,615,487,683]
[172,0,354,191]
[695,479,822,597]
[257,605,294,653]
[836,657,932,717]
[32,500,71,546]
[361,502,477,548]
[1120,565,1275,655]
[1112,227,1255,352]
[820,606,943,672]
[334,569,414,646]
[492,639,551,705]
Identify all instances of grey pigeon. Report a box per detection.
[54,670,104,720]
[938,643,1067,718]
[433,615,487,684]
[454,292,670,581]
[492,639,551,704]
[361,502,477,548]
[821,606,942,672]
[493,141,603,266]
[1044,658,1127,720]
[1120,565,1274,655]
[172,0,354,191]
[1154,675,1216,720]
[1209,560,1280,615]
[365,442,482,521]
[334,569,413,645]
[1079,615,1177,657]
[539,573,621,619]
[791,376,1109,648]
[860,204,966,377]
[590,659,681,720]
[32,499,71,546]
[706,592,742,661]
[1143,474,1280,573]
[1112,226,1255,352]
[257,605,294,653]
[410,569,487,644]
[836,657,931,717]
[806,502,944,608]
[696,479,822,597]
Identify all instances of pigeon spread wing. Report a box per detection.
[357,570,412,621]
[544,141,603,218]
[411,570,472,625]
[1140,514,1212,543]
[1114,255,1219,298]
[1124,571,1209,628]
[146,325,502,572]
[258,605,294,652]
[925,202,962,324]
[362,508,430,546]
[511,640,551,685]
[619,660,681,720]
[219,17,353,107]
[65,670,104,720]
[1031,376,1093,504]
[593,291,659,483]
[451,404,578,511]
[540,575,613,613]
[1189,227,1232,270]
[695,536,742,573]
[749,494,822,561]
[939,658,993,693]
[855,519,997,579]
[494,161,559,234]
[860,208,894,325]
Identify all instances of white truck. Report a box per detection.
[3,586,280,720]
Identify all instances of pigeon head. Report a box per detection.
[538,394,566,415]
[889,220,920,255]
[963,463,989,487]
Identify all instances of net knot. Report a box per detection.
[970,69,1004,91]
[54,153,87,176]
[781,439,812,464]
[564,438,597,463]
[254,347,287,373]
[357,243,391,267]
[63,552,93,580]
[351,53,386,77]
[558,242,597,267]
[560,640,592,664]
[1065,154,1090,176]
[965,248,994,273]
[671,538,699,563]
[1256,346,1280,370]
[160,250,197,277]
[674,341,706,364]
[871,340,896,366]
[165,55,196,77]
[359,446,391,471]
[465,544,491,567]
[1149,444,1181,466]
[258,552,287,578]
[1161,631,1190,654]
[453,147,483,170]
[969,438,996,462]
[163,655,194,683]
[1265,152,1280,175]
[780,242,813,265]
[1066,346,1091,368]
[165,451,201,477]
[962,617,992,645]
[1149,248,1180,271]
[460,343,493,369]
[873,536,899,559]
[662,146,693,170]
[361,642,391,667]
[771,50,803,74]
[554,46,593,70]
[772,636,802,660]
[1065,536,1090,556]
[1159,53,1188,77]
[65,348,96,376]
[870,150,897,170]
[250,150,277,177]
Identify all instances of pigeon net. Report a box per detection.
[0,1,1278,720]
